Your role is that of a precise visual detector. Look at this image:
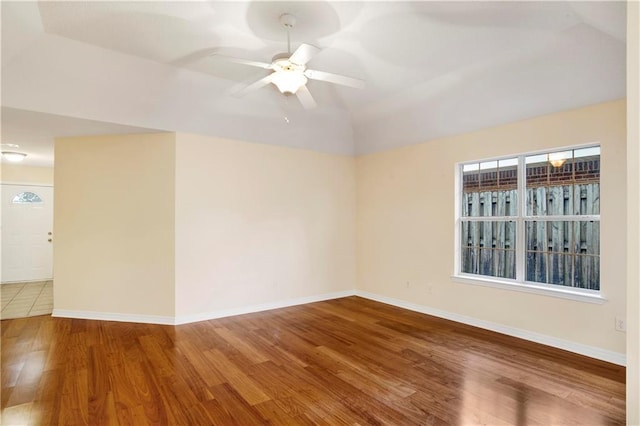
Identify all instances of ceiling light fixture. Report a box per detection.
[2,151,28,162]
[270,65,308,94]
[549,158,566,168]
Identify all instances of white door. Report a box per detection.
[1,184,54,283]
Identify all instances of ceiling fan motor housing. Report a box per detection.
[271,52,291,63]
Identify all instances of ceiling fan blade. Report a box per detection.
[295,85,317,109]
[234,74,273,97]
[289,43,321,66]
[211,54,273,69]
[304,69,365,89]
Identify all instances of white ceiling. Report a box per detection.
[1,1,627,167]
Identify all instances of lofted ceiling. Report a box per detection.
[1,1,627,167]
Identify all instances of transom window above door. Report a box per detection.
[12,191,43,204]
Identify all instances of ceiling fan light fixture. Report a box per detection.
[271,70,308,94]
[2,151,27,162]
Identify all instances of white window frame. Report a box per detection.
[453,144,605,304]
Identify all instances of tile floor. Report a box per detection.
[0,281,53,320]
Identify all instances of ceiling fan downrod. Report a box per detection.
[280,13,296,55]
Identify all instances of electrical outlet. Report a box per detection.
[615,317,626,332]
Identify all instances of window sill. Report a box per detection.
[451,274,607,304]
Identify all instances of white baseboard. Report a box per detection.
[51,289,626,366]
[52,309,175,325]
[2,278,53,285]
[52,290,356,326]
[355,290,626,366]
[174,289,356,325]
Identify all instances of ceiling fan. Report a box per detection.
[213,13,365,109]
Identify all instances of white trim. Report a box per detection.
[51,290,357,326]
[174,290,356,325]
[520,215,601,221]
[517,154,526,281]
[355,290,625,366]
[460,215,600,222]
[452,274,607,304]
[52,309,175,325]
[453,162,462,276]
[0,182,54,187]
[1,278,53,284]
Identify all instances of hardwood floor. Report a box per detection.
[1,297,625,425]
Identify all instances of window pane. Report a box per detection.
[526,148,599,216]
[574,184,600,215]
[549,150,572,168]
[12,191,43,204]
[526,221,571,285]
[480,160,498,171]
[574,255,600,290]
[462,164,480,216]
[526,154,547,164]
[499,158,518,168]
[573,220,600,256]
[549,253,574,286]
[462,158,517,217]
[573,220,599,289]
[525,220,599,290]
[461,220,515,279]
[574,146,601,158]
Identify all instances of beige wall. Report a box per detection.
[50,101,629,365]
[357,99,626,355]
[1,164,54,184]
[627,1,640,422]
[54,133,176,318]
[174,133,356,318]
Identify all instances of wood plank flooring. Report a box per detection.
[1,296,625,425]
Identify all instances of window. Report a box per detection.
[457,145,600,297]
[12,191,43,204]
